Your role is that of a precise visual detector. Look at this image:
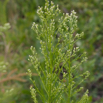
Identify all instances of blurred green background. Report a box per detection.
[0,0,103,103]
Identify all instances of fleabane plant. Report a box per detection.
[28,0,90,103]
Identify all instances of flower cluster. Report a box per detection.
[0,23,10,34]
[28,0,90,103]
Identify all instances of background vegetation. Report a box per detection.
[0,0,103,103]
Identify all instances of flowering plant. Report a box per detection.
[28,0,90,103]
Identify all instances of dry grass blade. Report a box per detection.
[0,69,38,83]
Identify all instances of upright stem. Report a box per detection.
[68,34,72,103]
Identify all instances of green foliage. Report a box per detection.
[58,0,103,78]
[0,61,8,72]
[0,0,102,102]
[0,1,36,103]
[28,0,90,103]
[0,0,9,25]
[0,23,10,72]
[0,23,14,103]
[0,23,10,34]
[0,88,16,103]
[56,0,103,101]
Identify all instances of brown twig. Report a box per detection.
[0,69,38,83]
